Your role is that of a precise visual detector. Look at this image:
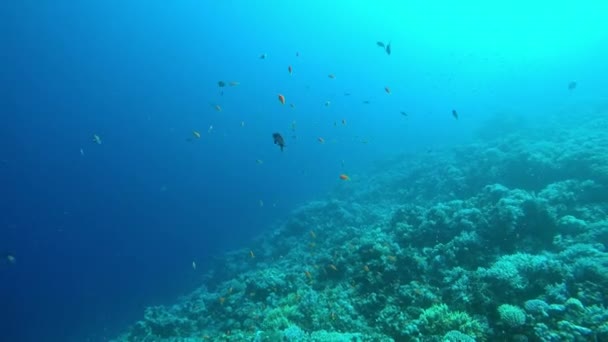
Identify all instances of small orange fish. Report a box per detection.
[288,65,293,75]
[328,74,336,79]
[278,94,286,105]
[384,86,391,94]
[339,174,350,181]
[317,137,325,144]
[249,250,255,258]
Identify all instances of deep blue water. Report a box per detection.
[1,1,607,341]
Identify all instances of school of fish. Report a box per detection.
[84,41,478,187]
[84,41,579,207]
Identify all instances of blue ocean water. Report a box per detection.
[2,1,608,341]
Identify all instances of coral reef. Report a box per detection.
[112,114,608,341]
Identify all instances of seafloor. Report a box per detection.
[112,109,608,341]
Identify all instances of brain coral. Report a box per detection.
[498,304,526,327]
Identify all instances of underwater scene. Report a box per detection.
[3,1,608,341]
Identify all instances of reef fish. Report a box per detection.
[568,81,577,90]
[339,174,350,181]
[452,109,459,120]
[1,253,15,264]
[278,94,286,105]
[273,132,285,151]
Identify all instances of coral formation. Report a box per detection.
[497,304,526,328]
[111,114,608,341]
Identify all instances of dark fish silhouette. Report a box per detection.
[376,41,385,48]
[400,111,408,117]
[452,109,459,120]
[218,81,226,87]
[568,81,577,90]
[385,42,391,55]
[272,133,285,151]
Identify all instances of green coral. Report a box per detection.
[497,304,526,327]
[443,330,476,342]
[417,303,484,338]
[261,305,300,331]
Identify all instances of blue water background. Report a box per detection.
[1,1,607,341]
